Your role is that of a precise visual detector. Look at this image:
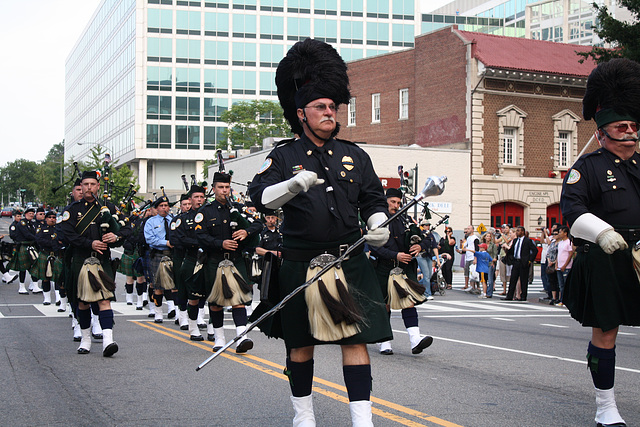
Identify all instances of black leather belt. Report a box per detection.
[281,242,363,262]
[151,249,171,256]
[615,228,640,243]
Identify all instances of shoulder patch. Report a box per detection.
[10,225,15,231]
[566,169,581,185]
[20,220,26,226]
[194,213,204,223]
[170,222,177,230]
[56,216,62,224]
[62,211,70,221]
[257,158,272,174]
[175,218,182,228]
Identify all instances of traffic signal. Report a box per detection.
[403,169,414,190]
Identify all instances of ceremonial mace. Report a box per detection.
[196,175,447,371]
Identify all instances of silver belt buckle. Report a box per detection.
[339,244,350,260]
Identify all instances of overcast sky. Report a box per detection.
[0,0,452,167]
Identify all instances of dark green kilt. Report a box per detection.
[564,243,640,331]
[173,249,186,301]
[182,254,204,299]
[66,249,117,305]
[118,251,138,277]
[269,233,392,349]
[33,252,63,282]
[372,258,419,303]
[203,253,252,307]
[7,244,36,272]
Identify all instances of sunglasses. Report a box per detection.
[607,122,639,133]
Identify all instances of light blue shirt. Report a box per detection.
[144,214,173,250]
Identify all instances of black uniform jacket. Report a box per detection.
[248,135,387,243]
[561,147,640,227]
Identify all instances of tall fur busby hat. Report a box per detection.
[583,58,640,128]
[276,38,350,136]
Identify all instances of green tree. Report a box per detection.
[578,0,640,63]
[0,159,39,206]
[81,145,139,205]
[220,100,291,149]
[30,141,73,208]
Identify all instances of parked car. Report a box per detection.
[1,207,14,217]
[530,237,543,263]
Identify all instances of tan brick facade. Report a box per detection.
[336,26,600,232]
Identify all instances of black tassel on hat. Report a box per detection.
[276,38,351,137]
[582,58,640,127]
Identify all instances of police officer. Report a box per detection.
[255,211,282,258]
[196,172,261,352]
[249,39,392,426]
[175,184,208,339]
[34,210,63,305]
[561,58,640,427]
[169,193,192,329]
[144,196,174,323]
[59,171,129,357]
[370,188,433,356]
[8,208,41,294]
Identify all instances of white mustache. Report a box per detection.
[320,117,336,123]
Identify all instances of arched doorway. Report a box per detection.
[491,202,524,229]
[546,204,567,228]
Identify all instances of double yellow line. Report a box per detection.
[133,320,463,427]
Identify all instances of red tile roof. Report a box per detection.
[455,29,597,78]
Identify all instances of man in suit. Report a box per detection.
[503,226,538,301]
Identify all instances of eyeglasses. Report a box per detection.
[607,122,639,133]
[304,103,338,113]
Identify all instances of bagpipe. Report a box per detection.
[197,176,448,371]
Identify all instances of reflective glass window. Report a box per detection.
[204,40,229,65]
[204,12,229,36]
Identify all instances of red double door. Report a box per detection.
[490,202,566,230]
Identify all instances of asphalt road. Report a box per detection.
[0,217,638,426]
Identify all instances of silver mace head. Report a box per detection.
[414,176,447,201]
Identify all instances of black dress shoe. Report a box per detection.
[596,423,626,426]
[190,335,204,341]
[8,274,19,284]
[500,297,512,301]
[167,310,176,319]
[92,333,103,340]
[58,307,66,312]
[103,342,119,357]
[77,347,90,354]
[180,325,189,331]
[73,336,82,342]
[43,302,51,306]
[235,338,253,353]
[197,323,207,330]
[154,319,163,323]
[207,334,215,341]
[142,300,148,307]
[136,306,143,310]
[380,349,393,355]
[55,301,61,306]
[412,336,433,354]
[212,345,224,352]
[148,313,154,318]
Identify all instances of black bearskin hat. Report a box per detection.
[583,58,640,128]
[276,38,350,136]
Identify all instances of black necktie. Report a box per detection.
[313,146,341,221]
[164,217,170,240]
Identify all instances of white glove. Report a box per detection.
[262,171,325,209]
[364,212,389,248]
[596,229,628,254]
[288,171,324,193]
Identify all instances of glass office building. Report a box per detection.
[65,0,627,193]
[65,0,422,193]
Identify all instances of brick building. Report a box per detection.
[337,26,599,233]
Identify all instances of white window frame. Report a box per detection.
[399,88,408,120]
[552,109,580,172]
[503,127,516,165]
[348,97,356,126]
[371,93,380,123]
[558,131,570,168]
[496,104,528,176]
